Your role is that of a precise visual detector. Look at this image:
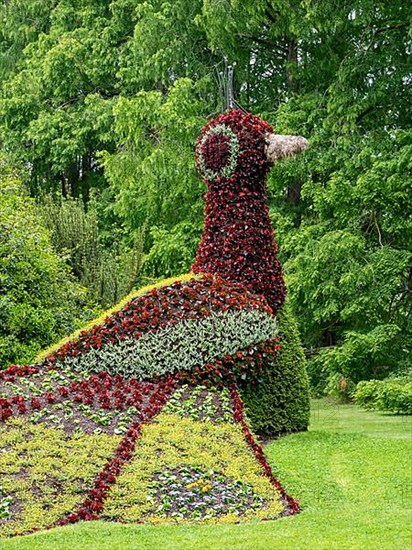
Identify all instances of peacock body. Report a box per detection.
[35,110,309,385]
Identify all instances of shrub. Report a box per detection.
[355,372,412,415]
[240,304,310,435]
[0,159,95,368]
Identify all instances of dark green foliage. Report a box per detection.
[240,304,310,435]
[355,372,412,415]
[277,107,412,395]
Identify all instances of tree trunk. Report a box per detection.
[286,38,298,92]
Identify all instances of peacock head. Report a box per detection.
[196,109,308,189]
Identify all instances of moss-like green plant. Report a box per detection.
[102,413,284,524]
[0,419,120,537]
[240,304,310,435]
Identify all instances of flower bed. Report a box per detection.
[0,365,297,536]
[20,274,279,386]
[0,366,174,435]
[0,419,121,537]
[0,365,176,537]
[101,384,294,524]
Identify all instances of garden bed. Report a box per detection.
[0,365,296,537]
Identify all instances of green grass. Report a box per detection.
[1,399,411,550]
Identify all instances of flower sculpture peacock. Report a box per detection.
[29,110,310,410]
[0,110,310,535]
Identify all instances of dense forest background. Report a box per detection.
[0,0,411,396]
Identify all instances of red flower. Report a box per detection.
[45,392,57,404]
[30,397,41,410]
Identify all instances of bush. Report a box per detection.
[0,158,95,368]
[240,304,310,435]
[355,373,412,415]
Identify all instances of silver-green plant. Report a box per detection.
[56,309,278,380]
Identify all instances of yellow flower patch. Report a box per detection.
[0,419,121,537]
[102,413,284,524]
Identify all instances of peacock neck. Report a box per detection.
[192,184,286,315]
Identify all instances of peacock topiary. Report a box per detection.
[0,109,310,536]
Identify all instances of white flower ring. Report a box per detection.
[197,124,240,182]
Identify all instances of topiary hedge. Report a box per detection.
[240,303,310,436]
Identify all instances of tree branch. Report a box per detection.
[240,33,288,55]
[373,22,410,35]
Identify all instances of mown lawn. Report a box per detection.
[2,399,411,550]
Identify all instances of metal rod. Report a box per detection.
[227,65,234,109]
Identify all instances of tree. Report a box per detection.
[0,0,410,390]
[0,155,95,368]
[38,193,144,307]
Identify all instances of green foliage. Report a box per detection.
[0,0,117,195]
[0,157,95,368]
[38,194,144,307]
[143,222,200,278]
[279,115,412,393]
[99,79,207,278]
[355,372,412,415]
[240,304,310,435]
[0,0,54,80]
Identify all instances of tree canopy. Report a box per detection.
[0,0,411,391]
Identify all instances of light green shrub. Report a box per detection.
[355,373,412,415]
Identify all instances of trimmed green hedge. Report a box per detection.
[240,304,310,436]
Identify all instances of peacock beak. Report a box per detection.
[264,133,309,163]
